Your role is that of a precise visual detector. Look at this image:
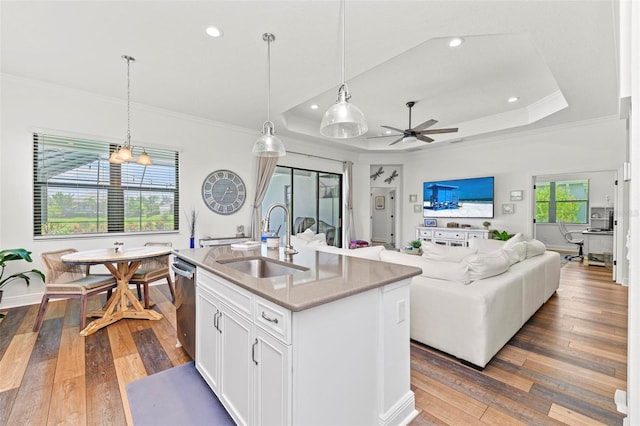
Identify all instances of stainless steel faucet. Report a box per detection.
[263,203,298,261]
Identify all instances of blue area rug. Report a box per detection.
[126,362,235,426]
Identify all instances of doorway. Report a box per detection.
[371,187,396,248]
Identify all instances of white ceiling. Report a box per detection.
[0,1,620,153]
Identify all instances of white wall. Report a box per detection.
[389,118,627,246]
[0,75,356,308]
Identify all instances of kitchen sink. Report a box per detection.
[218,257,308,278]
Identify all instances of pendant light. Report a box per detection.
[109,55,152,165]
[320,0,368,139]
[252,33,286,157]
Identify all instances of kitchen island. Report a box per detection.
[173,245,421,426]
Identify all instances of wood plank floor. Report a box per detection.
[0,261,627,425]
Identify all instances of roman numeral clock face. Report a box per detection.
[201,170,246,215]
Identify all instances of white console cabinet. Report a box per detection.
[416,226,489,246]
[195,267,414,425]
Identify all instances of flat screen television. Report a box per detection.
[423,176,494,218]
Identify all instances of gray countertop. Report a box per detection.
[172,245,421,312]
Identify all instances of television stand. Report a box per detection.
[416,226,489,247]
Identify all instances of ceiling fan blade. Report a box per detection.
[413,119,438,132]
[389,136,405,146]
[381,125,405,133]
[419,127,459,135]
[417,135,434,143]
[365,134,402,139]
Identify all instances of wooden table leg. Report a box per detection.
[80,260,163,336]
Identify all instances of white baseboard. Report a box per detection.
[378,391,417,426]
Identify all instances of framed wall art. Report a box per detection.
[510,190,523,201]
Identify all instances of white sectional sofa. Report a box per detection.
[293,232,561,369]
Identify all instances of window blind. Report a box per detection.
[33,133,179,237]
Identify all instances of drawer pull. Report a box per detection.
[261,311,279,324]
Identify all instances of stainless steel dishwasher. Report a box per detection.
[172,258,196,360]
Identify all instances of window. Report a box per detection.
[535,180,588,224]
[33,133,179,237]
[262,166,342,247]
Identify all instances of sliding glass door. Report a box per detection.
[262,166,342,247]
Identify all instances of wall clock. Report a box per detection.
[202,169,246,215]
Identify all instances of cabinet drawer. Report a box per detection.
[434,230,465,240]
[198,268,252,317]
[467,231,486,240]
[254,298,291,344]
[418,229,433,238]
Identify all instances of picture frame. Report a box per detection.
[375,195,385,210]
[510,190,523,201]
[409,194,417,203]
[413,204,422,213]
[502,203,515,214]
[424,218,437,227]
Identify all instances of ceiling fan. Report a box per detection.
[367,101,458,145]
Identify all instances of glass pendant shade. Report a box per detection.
[320,86,368,138]
[109,150,124,164]
[116,145,133,162]
[136,150,152,165]
[253,122,286,157]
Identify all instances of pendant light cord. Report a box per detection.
[127,57,131,146]
[341,0,345,86]
[267,35,272,123]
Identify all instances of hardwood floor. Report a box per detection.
[0,261,627,425]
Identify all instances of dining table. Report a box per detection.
[61,245,172,336]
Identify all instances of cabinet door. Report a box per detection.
[219,305,253,426]
[195,289,221,392]
[254,327,291,426]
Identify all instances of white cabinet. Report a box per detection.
[194,266,415,425]
[254,327,291,426]
[196,286,221,392]
[196,268,291,426]
[416,226,489,246]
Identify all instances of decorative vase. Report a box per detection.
[189,237,195,249]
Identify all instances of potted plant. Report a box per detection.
[482,221,491,230]
[0,248,45,304]
[405,240,423,255]
[492,230,515,241]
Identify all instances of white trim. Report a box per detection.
[377,391,418,426]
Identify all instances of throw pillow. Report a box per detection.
[502,241,527,265]
[503,233,525,249]
[380,250,470,284]
[465,250,511,281]
[525,239,546,258]
[421,241,477,262]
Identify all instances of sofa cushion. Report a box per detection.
[421,241,477,262]
[503,241,527,265]
[465,250,511,281]
[468,238,505,253]
[381,250,470,284]
[525,239,546,258]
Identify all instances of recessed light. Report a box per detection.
[508,96,520,103]
[385,130,392,134]
[310,104,319,110]
[449,37,463,48]
[205,26,223,38]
